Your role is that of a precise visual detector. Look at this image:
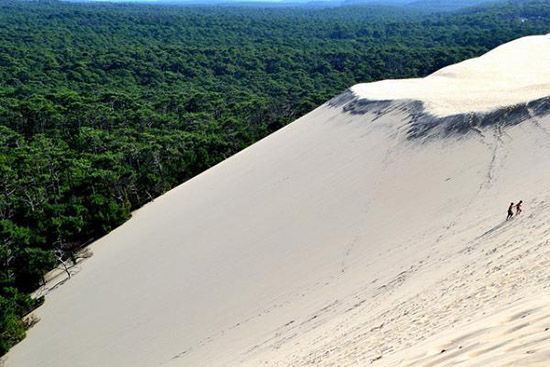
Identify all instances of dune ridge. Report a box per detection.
[351,34,550,118]
[330,91,550,139]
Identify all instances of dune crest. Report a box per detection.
[351,34,550,117]
[3,35,550,367]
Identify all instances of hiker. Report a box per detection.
[507,202,514,221]
[515,200,523,216]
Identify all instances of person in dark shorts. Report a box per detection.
[507,202,514,221]
[515,200,523,216]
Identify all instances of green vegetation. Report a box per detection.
[0,0,549,354]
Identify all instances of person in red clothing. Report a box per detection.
[515,200,523,216]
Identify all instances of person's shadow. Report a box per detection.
[475,220,510,240]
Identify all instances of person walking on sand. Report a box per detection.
[507,202,514,221]
[515,200,523,216]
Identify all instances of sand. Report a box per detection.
[352,34,550,117]
[3,34,549,367]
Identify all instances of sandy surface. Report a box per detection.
[3,35,549,367]
[352,34,550,117]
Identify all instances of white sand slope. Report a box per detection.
[3,34,550,367]
[352,34,550,117]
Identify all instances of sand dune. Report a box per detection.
[3,34,549,367]
[352,34,550,117]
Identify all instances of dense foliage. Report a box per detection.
[0,0,549,354]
